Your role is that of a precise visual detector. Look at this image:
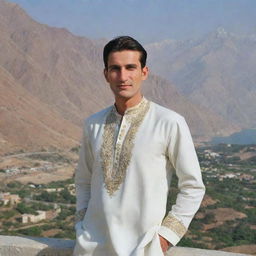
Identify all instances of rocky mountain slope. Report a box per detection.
[0,0,237,154]
[147,28,256,128]
[0,66,80,155]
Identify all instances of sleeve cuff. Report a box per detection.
[158,213,187,246]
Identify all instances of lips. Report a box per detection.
[118,84,131,89]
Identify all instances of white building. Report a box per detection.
[0,192,21,205]
[22,211,46,224]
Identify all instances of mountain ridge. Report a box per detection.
[147,28,256,128]
[0,0,239,154]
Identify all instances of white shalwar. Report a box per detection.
[73,97,205,256]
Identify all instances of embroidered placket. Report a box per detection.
[112,118,128,176]
[100,98,150,196]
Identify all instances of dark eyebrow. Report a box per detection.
[108,65,120,70]
[126,64,137,68]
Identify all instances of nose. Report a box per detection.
[119,68,128,83]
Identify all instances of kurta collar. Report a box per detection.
[113,97,148,117]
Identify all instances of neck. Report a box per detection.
[115,94,143,115]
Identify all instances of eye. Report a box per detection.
[126,65,137,70]
[109,66,120,71]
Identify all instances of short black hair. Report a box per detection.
[103,36,147,69]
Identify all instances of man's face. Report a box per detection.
[104,50,148,101]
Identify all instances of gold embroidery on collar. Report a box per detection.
[100,99,150,196]
[162,213,187,238]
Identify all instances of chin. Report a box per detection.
[115,92,133,99]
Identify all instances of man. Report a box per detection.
[73,36,205,256]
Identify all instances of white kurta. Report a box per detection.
[73,98,205,256]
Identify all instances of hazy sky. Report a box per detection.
[9,0,256,43]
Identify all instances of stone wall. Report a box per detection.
[0,235,250,256]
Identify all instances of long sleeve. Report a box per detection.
[75,121,94,225]
[158,116,205,246]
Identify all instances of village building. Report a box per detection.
[0,192,21,205]
[21,207,61,224]
[44,188,64,193]
[22,211,46,224]
[219,173,237,181]
[239,173,254,181]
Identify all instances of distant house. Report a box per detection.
[209,152,220,158]
[22,210,46,223]
[0,192,21,205]
[239,174,254,181]
[44,188,64,193]
[204,150,220,159]
[219,173,236,181]
[21,207,61,223]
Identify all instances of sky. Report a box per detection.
[8,0,256,44]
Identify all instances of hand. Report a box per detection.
[159,234,171,253]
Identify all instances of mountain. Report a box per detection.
[211,129,256,145]
[0,0,110,154]
[0,0,112,126]
[143,75,237,141]
[146,28,256,128]
[0,0,237,154]
[0,66,80,155]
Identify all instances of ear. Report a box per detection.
[104,68,109,83]
[142,66,149,81]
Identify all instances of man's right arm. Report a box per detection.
[74,121,93,228]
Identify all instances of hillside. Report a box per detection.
[0,0,238,154]
[147,28,256,128]
[0,144,255,254]
[0,66,80,154]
